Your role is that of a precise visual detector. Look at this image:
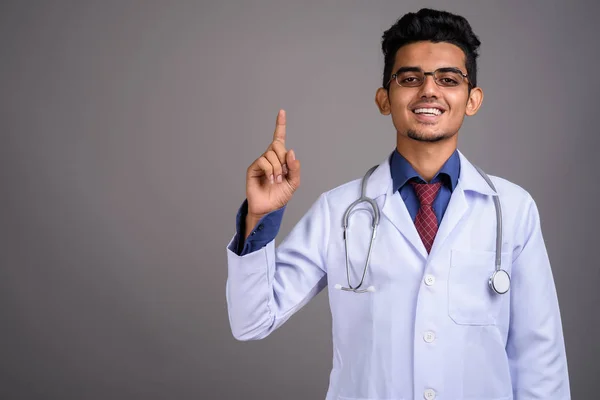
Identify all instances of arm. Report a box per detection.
[225,193,330,341]
[506,197,571,399]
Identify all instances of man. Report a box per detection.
[226,8,570,400]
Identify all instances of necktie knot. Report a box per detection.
[410,181,442,206]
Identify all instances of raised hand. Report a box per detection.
[245,109,301,238]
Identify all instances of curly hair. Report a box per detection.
[381,8,481,89]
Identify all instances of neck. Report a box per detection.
[396,135,457,182]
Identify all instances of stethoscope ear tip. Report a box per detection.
[334,284,342,290]
[366,286,376,293]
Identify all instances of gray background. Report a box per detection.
[1,1,597,399]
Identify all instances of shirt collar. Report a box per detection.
[390,148,460,193]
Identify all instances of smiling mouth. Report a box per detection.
[413,107,445,116]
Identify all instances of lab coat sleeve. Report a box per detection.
[225,192,330,341]
[506,196,571,399]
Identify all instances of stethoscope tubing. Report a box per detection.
[336,162,510,295]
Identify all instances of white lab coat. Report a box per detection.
[226,150,570,400]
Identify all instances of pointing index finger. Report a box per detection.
[273,109,286,144]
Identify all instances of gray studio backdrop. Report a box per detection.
[1,1,597,399]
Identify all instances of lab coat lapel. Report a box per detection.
[383,191,428,258]
[365,154,428,259]
[429,151,497,257]
[428,179,467,257]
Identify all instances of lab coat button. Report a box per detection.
[423,331,436,343]
[424,389,436,400]
[424,274,435,286]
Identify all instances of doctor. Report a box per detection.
[226,8,570,400]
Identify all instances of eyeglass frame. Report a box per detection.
[386,66,473,89]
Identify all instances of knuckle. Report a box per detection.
[273,144,287,160]
[272,140,284,150]
[261,158,272,168]
[268,152,281,169]
[258,158,270,171]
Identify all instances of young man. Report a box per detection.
[226,8,570,400]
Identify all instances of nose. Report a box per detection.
[417,74,441,98]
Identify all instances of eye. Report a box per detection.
[436,72,463,87]
[441,77,458,85]
[397,73,423,87]
[442,78,458,86]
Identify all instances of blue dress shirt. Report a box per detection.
[233,149,460,256]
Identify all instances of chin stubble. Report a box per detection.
[406,129,456,143]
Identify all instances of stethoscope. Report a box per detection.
[334,164,511,295]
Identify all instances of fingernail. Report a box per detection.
[277,175,282,183]
[282,164,288,175]
[290,150,296,161]
[269,174,274,184]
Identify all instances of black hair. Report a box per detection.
[381,8,481,89]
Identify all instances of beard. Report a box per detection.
[406,128,456,143]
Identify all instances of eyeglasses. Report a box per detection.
[387,67,471,89]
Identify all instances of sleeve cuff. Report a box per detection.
[234,199,286,255]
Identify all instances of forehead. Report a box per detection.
[393,41,466,70]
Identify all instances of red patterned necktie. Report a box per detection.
[410,181,442,253]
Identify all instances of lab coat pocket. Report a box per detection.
[448,249,510,326]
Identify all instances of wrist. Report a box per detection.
[245,213,263,239]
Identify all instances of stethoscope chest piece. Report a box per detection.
[489,269,510,295]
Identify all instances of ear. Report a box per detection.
[375,87,391,115]
[465,86,484,116]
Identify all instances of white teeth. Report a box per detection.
[414,108,443,116]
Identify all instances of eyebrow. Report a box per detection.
[394,66,422,74]
[394,66,464,74]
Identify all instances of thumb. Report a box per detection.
[285,149,301,189]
